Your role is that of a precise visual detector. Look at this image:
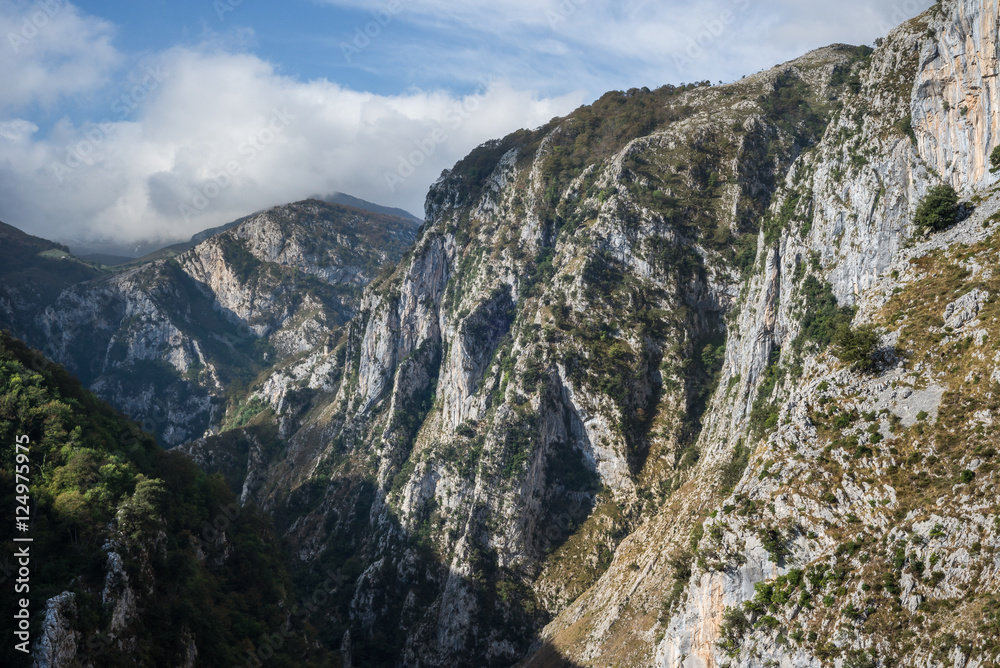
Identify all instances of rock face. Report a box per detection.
[178,1,998,666]
[180,27,953,668]
[33,593,80,668]
[913,0,1000,193]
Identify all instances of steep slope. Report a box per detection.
[0,332,329,667]
[0,222,103,338]
[8,200,417,446]
[180,41,880,667]
[185,1,1000,666]
[643,1,1000,666]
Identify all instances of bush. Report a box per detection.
[991,146,1000,173]
[832,324,881,373]
[914,184,960,231]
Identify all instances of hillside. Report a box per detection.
[0,222,104,338]
[0,331,330,667]
[1,200,418,446]
[180,0,1000,665]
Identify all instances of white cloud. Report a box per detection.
[320,0,934,89]
[0,43,581,244]
[0,118,37,141]
[0,0,120,111]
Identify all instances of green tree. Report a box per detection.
[832,324,881,373]
[913,184,959,231]
[116,476,167,540]
[991,145,1000,173]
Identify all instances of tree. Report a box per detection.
[832,324,881,373]
[913,184,960,231]
[991,145,1000,173]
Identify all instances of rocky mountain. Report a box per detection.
[317,192,423,225]
[7,0,1000,666]
[0,200,418,447]
[168,0,1000,665]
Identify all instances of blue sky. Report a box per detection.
[0,0,934,248]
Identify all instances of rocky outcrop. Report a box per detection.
[913,0,1000,193]
[179,38,885,668]
[644,2,1000,666]
[33,592,80,668]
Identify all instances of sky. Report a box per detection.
[0,0,934,250]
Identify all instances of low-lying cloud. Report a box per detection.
[0,42,579,245]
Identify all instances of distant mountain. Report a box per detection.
[316,191,423,223]
[1,199,418,446]
[0,221,104,336]
[64,193,420,261]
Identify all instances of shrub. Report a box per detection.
[832,324,881,373]
[959,469,975,484]
[913,184,960,231]
[793,276,856,354]
[991,145,1000,173]
[717,606,751,656]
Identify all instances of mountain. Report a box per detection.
[316,192,423,224]
[64,192,420,265]
[181,0,1000,664]
[0,331,330,667]
[0,200,418,447]
[9,0,1000,665]
[0,222,104,336]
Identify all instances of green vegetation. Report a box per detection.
[749,348,783,437]
[763,192,810,247]
[0,332,326,666]
[758,71,830,145]
[832,323,881,373]
[991,146,1000,173]
[894,115,917,143]
[720,439,751,494]
[220,239,263,282]
[792,275,856,357]
[913,184,960,232]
